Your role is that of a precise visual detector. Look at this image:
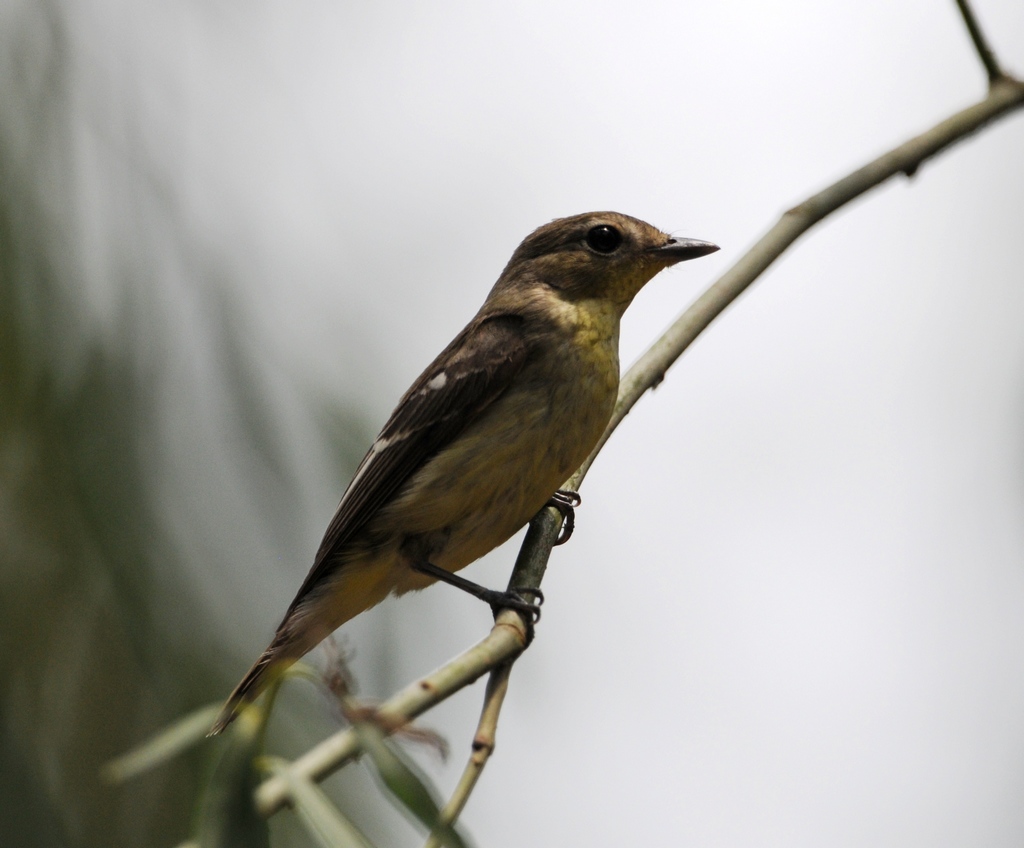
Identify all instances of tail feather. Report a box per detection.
[208,643,292,736]
[209,558,393,735]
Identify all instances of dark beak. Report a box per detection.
[649,236,720,264]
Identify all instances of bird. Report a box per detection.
[210,211,718,734]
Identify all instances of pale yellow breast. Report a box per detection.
[376,294,621,574]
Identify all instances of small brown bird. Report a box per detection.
[210,212,718,734]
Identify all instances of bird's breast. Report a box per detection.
[375,298,621,573]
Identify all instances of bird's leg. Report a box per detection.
[545,489,582,545]
[410,560,543,623]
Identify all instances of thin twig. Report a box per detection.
[422,505,561,843]
[253,74,1024,820]
[572,76,1024,488]
[423,663,513,848]
[255,505,561,817]
[254,609,529,816]
[955,0,1005,84]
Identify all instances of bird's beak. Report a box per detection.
[648,237,720,265]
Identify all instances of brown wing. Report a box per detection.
[285,312,530,611]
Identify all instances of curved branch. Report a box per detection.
[573,76,1024,487]
[252,75,1024,820]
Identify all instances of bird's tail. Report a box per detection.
[208,637,299,736]
[209,558,389,734]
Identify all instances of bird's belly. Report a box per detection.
[374,347,617,584]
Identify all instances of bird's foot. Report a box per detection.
[483,587,543,644]
[545,489,582,545]
[481,586,544,623]
[410,561,543,629]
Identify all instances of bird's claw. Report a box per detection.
[485,587,543,624]
[485,587,543,644]
[546,489,581,545]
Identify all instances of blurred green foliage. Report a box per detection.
[0,2,483,844]
[0,27,220,847]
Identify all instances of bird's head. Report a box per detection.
[491,211,718,315]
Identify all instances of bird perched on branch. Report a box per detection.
[210,211,718,734]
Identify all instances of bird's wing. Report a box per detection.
[287,312,531,609]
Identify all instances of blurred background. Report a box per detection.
[2,0,1023,845]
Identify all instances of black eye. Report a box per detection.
[585,225,622,254]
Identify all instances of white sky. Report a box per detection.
[13,0,1024,845]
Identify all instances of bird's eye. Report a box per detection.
[585,225,622,254]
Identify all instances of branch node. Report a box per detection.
[493,617,531,647]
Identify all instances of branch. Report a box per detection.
[423,663,512,848]
[253,517,558,817]
[252,74,1024,820]
[955,0,1006,84]
[573,75,1024,487]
